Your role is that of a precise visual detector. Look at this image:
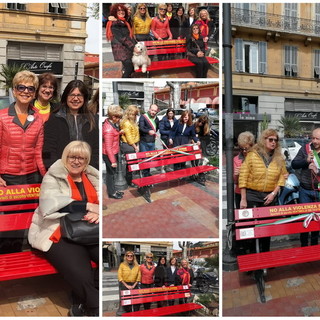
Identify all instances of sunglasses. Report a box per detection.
[159,8,166,11]
[16,84,36,93]
[146,256,153,258]
[139,7,146,10]
[126,254,133,257]
[266,138,278,143]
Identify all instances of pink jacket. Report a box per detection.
[140,263,155,284]
[102,119,120,164]
[234,153,244,194]
[0,104,45,176]
[151,16,172,40]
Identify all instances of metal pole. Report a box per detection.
[74,62,79,80]
[222,3,237,271]
[114,149,128,191]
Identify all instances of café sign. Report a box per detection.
[8,59,63,74]
[286,111,320,121]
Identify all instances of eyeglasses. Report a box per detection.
[68,155,86,163]
[139,7,146,10]
[68,94,84,99]
[146,256,153,259]
[16,85,36,93]
[266,138,278,143]
[159,8,166,11]
[126,254,133,257]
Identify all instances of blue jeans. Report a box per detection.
[139,141,155,177]
[299,186,319,246]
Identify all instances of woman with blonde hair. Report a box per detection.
[194,9,214,51]
[133,3,152,41]
[102,105,124,199]
[118,250,141,312]
[120,105,139,187]
[239,128,287,252]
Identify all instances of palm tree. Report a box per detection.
[278,116,302,137]
[119,94,131,110]
[0,64,28,90]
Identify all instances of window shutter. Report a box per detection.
[235,39,243,72]
[258,41,267,74]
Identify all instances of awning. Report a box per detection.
[212,96,219,105]
[196,97,212,104]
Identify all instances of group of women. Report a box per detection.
[103,106,212,200]
[0,70,99,316]
[106,3,215,78]
[118,251,194,312]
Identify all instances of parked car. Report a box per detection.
[281,138,308,162]
[195,108,219,121]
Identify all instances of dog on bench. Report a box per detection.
[132,42,151,73]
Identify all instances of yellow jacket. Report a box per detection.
[120,119,140,145]
[133,16,152,35]
[118,262,141,283]
[239,150,287,192]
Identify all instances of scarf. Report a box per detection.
[192,33,199,40]
[106,17,133,41]
[197,19,209,37]
[179,267,191,285]
[49,172,98,242]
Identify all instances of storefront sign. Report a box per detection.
[8,59,63,74]
[232,113,271,121]
[286,111,320,121]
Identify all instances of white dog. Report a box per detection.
[132,42,151,73]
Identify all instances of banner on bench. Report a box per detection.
[0,184,40,201]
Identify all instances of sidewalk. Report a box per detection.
[103,174,219,238]
[223,259,320,316]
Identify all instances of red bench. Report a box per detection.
[120,285,203,316]
[134,39,219,77]
[235,202,320,303]
[125,144,217,203]
[0,184,96,281]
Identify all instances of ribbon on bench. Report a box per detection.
[257,212,320,229]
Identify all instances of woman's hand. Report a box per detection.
[197,51,204,57]
[83,212,99,224]
[169,138,173,145]
[264,192,275,206]
[0,176,7,187]
[240,199,247,209]
[111,162,117,168]
[87,202,99,214]
[204,36,208,43]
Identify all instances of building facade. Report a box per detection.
[228,3,320,139]
[0,3,88,95]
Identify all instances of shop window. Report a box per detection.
[49,3,68,14]
[284,45,298,77]
[7,3,26,10]
[314,50,320,78]
[235,39,267,74]
[315,4,320,34]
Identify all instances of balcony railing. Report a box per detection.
[231,7,320,36]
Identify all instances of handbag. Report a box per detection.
[60,212,99,245]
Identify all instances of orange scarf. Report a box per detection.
[192,33,199,40]
[178,267,191,285]
[50,173,98,242]
[106,18,133,41]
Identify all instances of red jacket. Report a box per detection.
[151,16,172,40]
[0,104,46,176]
[102,119,120,164]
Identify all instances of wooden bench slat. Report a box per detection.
[122,302,203,317]
[238,244,320,272]
[0,211,34,232]
[132,165,216,187]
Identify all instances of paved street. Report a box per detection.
[103,169,219,238]
[102,28,219,79]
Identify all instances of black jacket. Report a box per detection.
[291,142,320,190]
[169,15,189,39]
[166,266,180,286]
[43,108,99,170]
[138,113,159,143]
[186,35,206,56]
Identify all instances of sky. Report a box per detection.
[85,8,99,54]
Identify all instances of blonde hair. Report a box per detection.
[108,105,123,118]
[198,9,211,21]
[122,105,139,123]
[61,141,91,168]
[13,70,39,89]
[123,250,139,266]
[134,3,151,19]
[238,131,255,147]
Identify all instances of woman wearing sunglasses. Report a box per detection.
[239,129,287,253]
[140,252,155,310]
[118,251,141,312]
[0,70,45,253]
[42,80,98,171]
[133,3,152,41]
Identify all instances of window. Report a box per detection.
[235,39,267,74]
[284,45,298,77]
[48,3,68,14]
[314,50,320,78]
[7,3,25,10]
[284,3,298,31]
